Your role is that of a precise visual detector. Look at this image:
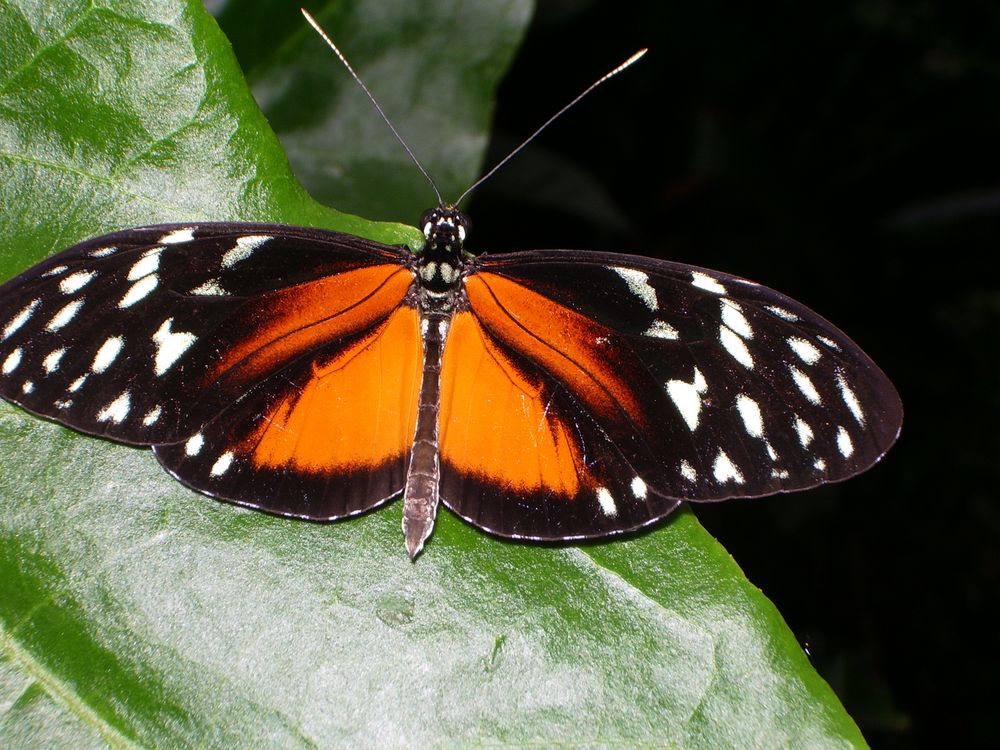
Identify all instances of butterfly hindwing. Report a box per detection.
[435,249,902,540]
[154,303,423,519]
[437,303,684,539]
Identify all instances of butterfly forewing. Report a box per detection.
[434,249,901,540]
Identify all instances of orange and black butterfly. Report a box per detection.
[0,203,901,558]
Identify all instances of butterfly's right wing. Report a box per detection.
[437,249,901,541]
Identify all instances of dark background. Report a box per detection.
[467,2,996,748]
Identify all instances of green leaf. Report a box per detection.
[0,0,866,747]
[215,0,528,220]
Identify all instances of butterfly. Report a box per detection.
[0,19,901,559]
[0,202,901,557]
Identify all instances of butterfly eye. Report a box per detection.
[456,213,471,244]
[420,208,438,239]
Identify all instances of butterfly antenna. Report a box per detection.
[454,48,648,208]
[301,8,444,207]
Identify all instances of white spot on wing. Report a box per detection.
[631,476,647,499]
[221,235,271,268]
[22,380,33,394]
[788,337,822,365]
[59,271,96,295]
[152,318,197,376]
[2,348,22,374]
[612,267,657,310]
[816,335,840,351]
[142,406,162,426]
[186,433,204,456]
[190,278,227,296]
[789,365,822,404]
[210,451,234,476]
[667,366,708,431]
[644,320,679,339]
[692,271,726,294]
[836,372,865,424]
[736,394,763,438]
[89,247,116,258]
[814,458,827,471]
[766,305,799,321]
[91,336,124,374]
[3,299,40,340]
[159,228,195,244]
[41,265,69,277]
[97,390,131,423]
[837,426,854,457]
[68,375,87,392]
[127,248,162,281]
[46,299,84,331]
[713,450,744,484]
[721,298,753,339]
[720,327,754,368]
[680,460,697,482]
[118,275,158,308]
[794,416,814,447]
[43,348,66,374]
[597,487,618,517]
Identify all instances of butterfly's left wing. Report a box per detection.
[0,223,422,521]
[438,249,902,541]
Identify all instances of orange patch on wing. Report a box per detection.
[464,273,644,427]
[213,264,414,387]
[243,305,422,473]
[439,311,585,497]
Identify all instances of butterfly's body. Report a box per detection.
[0,203,901,557]
[402,208,470,555]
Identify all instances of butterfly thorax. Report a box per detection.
[415,206,470,305]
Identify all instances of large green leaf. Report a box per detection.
[0,0,866,747]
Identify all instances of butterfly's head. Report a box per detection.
[420,205,470,252]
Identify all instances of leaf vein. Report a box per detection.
[0,617,146,750]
